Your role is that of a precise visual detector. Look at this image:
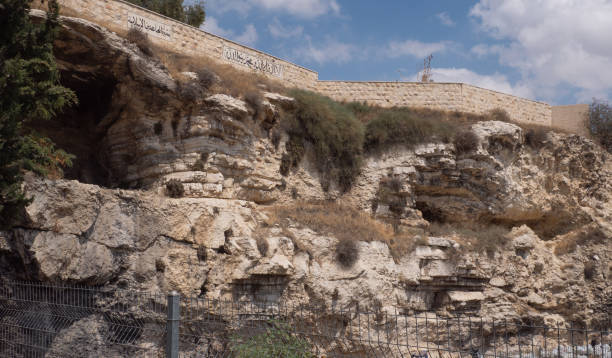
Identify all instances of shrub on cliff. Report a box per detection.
[453,130,479,155]
[487,108,512,122]
[364,108,455,152]
[588,99,612,152]
[283,90,364,192]
[0,0,76,228]
[126,28,154,56]
[165,179,184,198]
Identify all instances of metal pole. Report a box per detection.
[166,291,180,358]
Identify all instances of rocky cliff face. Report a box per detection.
[1,12,610,352]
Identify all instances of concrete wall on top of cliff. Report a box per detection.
[316,81,553,126]
[35,0,595,132]
[552,104,590,137]
[34,0,319,90]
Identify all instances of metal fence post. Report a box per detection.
[167,291,180,358]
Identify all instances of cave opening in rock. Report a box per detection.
[31,71,117,187]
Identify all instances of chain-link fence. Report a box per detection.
[0,281,610,357]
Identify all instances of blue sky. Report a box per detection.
[191,0,612,105]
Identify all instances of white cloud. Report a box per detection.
[470,0,612,103]
[234,24,258,46]
[386,40,450,59]
[436,12,455,27]
[201,17,258,47]
[205,0,340,18]
[293,36,355,64]
[268,18,303,38]
[201,17,232,38]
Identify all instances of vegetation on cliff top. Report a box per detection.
[126,0,206,27]
[0,0,76,228]
[589,99,612,153]
[280,90,484,191]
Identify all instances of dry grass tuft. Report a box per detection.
[428,222,509,258]
[554,227,607,256]
[126,28,155,57]
[263,202,422,262]
[155,49,286,99]
[453,130,479,155]
[487,108,511,122]
[522,124,551,149]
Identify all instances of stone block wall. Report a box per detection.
[34,0,591,132]
[34,0,319,89]
[461,84,552,126]
[552,104,590,137]
[317,81,552,126]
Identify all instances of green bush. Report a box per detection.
[453,130,479,155]
[524,127,549,149]
[284,90,364,191]
[589,99,612,152]
[165,179,184,198]
[231,321,314,358]
[364,108,456,152]
[335,239,359,268]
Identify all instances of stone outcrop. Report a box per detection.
[1,12,610,357]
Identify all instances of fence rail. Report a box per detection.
[0,281,609,357]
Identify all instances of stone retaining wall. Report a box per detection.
[317,81,552,126]
[34,0,318,89]
[552,104,590,137]
[34,0,587,131]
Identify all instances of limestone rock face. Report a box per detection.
[3,13,611,356]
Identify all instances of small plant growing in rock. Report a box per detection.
[197,246,207,262]
[256,237,269,256]
[155,258,166,272]
[196,68,217,90]
[191,152,209,171]
[153,121,163,135]
[291,187,299,199]
[244,91,264,114]
[584,261,596,280]
[166,179,185,198]
[488,108,511,122]
[335,239,359,268]
[126,28,154,57]
[270,130,282,150]
[230,320,314,358]
[179,81,202,102]
[453,130,479,155]
[279,137,305,176]
[524,127,549,149]
[280,153,292,176]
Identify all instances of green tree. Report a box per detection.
[589,99,612,152]
[126,0,206,27]
[0,0,77,228]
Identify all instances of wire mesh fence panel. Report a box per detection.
[0,281,610,357]
[0,281,167,358]
[176,298,610,358]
